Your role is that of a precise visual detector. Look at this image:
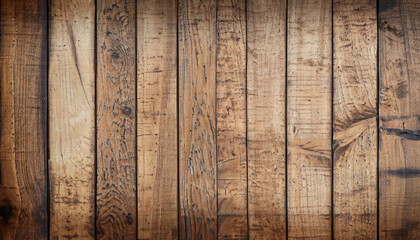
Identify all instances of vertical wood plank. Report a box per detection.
[0,0,48,238]
[137,0,178,239]
[287,0,332,239]
[96,0,137,238]
[379,0,420,239]
[178,0,217,238]
[216,0,247,239]
[49,0,96,238]
[333,0,378,239]
[247,0,287,238]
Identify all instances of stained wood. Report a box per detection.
[137,0,178,239]
[178,0,217,238]
[216,0,247,239]
[287,0,332,239]
[96,0,137,238]
[0,0,48,238]
[49,0,95,238]
[379,0,420,239]
[332,0,378,239]
[247,0,287,238]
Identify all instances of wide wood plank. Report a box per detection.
[287,0,332,239]
[333,0,378,239]
[49,0,95,238]
[0,0,48,238]
[379,0,420,239]
[137,0,178,239]
[96,0,137,238]
[247,0,287,239]
[216,0,247,239]
[178,0,217,238]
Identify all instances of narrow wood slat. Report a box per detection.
[96,0,137,238]
[216,0,247,239]
[178,0,217,238]
[137,0,178,238]
[49,0,96,238]
[247,0,287,238]
[287,0,332,239]
[332,0,378,239]
[379,0,420,239]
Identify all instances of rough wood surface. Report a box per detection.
[216,0,247,239]
[247,0,287,239]
[49,0,95,238]
[287,0,332,239]
[137,0,178,239]
[96,0,137,238]
[178,0,217,238]
[333,0,378,239]
[379,0,420,239]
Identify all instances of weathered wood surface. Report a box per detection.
[287,0,332,239]
[333,0,378,239]
[247,0,287,239]
[178,0,217,238]
[96,0,137,238]
[379,0,420,239]
[137,0,178,239]
[49,0,96,238]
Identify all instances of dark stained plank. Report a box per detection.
[49,0,96,238]
[0,0,48,238]
[379,0,420,239]
[332,0,378,239]
[216,0,247,239]
[247,0,287,238]
[96,0,137,238]
[137,0,178,239]
[178,0,217,238]
[287,0,332,239]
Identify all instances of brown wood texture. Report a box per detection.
[216,0,247,239]
[96,0,137,238]
[333,0,378,239]
[137,0,178,239]
[247,0,287,239]
[379,0,420,239]
[287,0,332,239]
[0,0,48,239]
[49,0,96,238]
[178,0,217,238]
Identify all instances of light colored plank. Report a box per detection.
[287,0,332,239]
[137,0,178,239]
[247,0,287,238]
[49,0,95,238]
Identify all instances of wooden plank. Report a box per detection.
[0,0,48,238]
[178,0,217,238]
[96,0,137,238]
[49,0,95,238]
[247,0,287,238]
[137,0,178,239]
[379,0,420,239]
[287,0,332,239]
[332,0,378,239]
[216,0,247,239]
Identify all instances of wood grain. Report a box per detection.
[178,0,217,238]
[137,0,178,239]
[216,0,247,239]
[96,0,137,238]
[333,0,378,239]
[0,0,48,238]
[49,0,96,238]
[379,0,420,239]
[247,0,287,239]
[287,0,332,239]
